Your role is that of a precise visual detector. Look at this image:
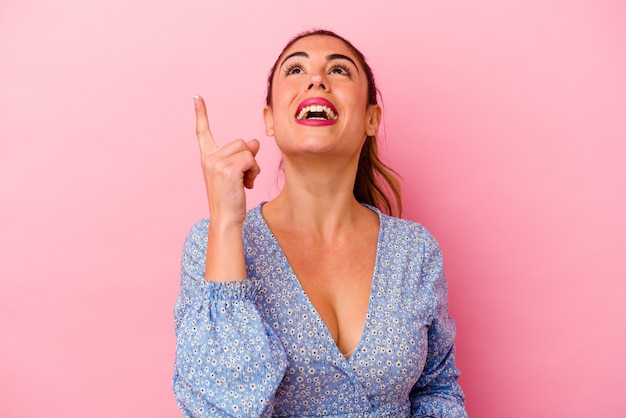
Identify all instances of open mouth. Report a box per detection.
[296,105,338,121]
[294,98,339,125]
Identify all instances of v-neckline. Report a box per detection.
[256,202,383,363]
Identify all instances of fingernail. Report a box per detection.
[193,95,200,106]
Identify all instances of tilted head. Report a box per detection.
[265,29,402,217]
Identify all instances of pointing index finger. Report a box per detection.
[193,95,218,153]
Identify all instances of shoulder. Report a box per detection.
[376,210,440,253]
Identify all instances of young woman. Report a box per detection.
[173,30,467,417]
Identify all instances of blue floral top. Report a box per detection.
[173,203,467,417]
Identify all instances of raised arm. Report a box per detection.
[173,97,287,417]
[194,95,260,282]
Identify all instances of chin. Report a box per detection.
[276,133,337,153]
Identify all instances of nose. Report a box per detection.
[308,74,327,90]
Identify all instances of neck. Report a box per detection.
[264,154,367,239]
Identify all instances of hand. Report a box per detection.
[194,95,261,226]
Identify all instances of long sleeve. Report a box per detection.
[172,220,288,418]
[409,234,467,418]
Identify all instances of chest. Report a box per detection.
[280,232,377,355]
[251,243,431,409]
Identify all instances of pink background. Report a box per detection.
[1,0,625,416]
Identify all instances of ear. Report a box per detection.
[263,106,274,136]
[365,104,382,136]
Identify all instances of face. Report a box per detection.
[264,35,381,157]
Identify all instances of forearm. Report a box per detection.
[204,219,247,282]
[193,94,261,284]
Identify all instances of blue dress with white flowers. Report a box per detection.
[173,203,467,417]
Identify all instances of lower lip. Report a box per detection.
[295,118,338,126]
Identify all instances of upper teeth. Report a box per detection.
[296,105,337,121]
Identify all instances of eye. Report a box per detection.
[283,62,305,75]
[329,63,351,76]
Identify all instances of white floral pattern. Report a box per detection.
[173,203,467,417]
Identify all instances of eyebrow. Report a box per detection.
[280,52,360,73]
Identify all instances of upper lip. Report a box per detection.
[295,97,338,121]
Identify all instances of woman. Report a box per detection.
[173,30,467,417]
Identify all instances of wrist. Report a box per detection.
[205,220,247,282]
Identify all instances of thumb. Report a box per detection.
[246,139,260,157]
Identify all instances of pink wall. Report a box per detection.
[1,1,624,416]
